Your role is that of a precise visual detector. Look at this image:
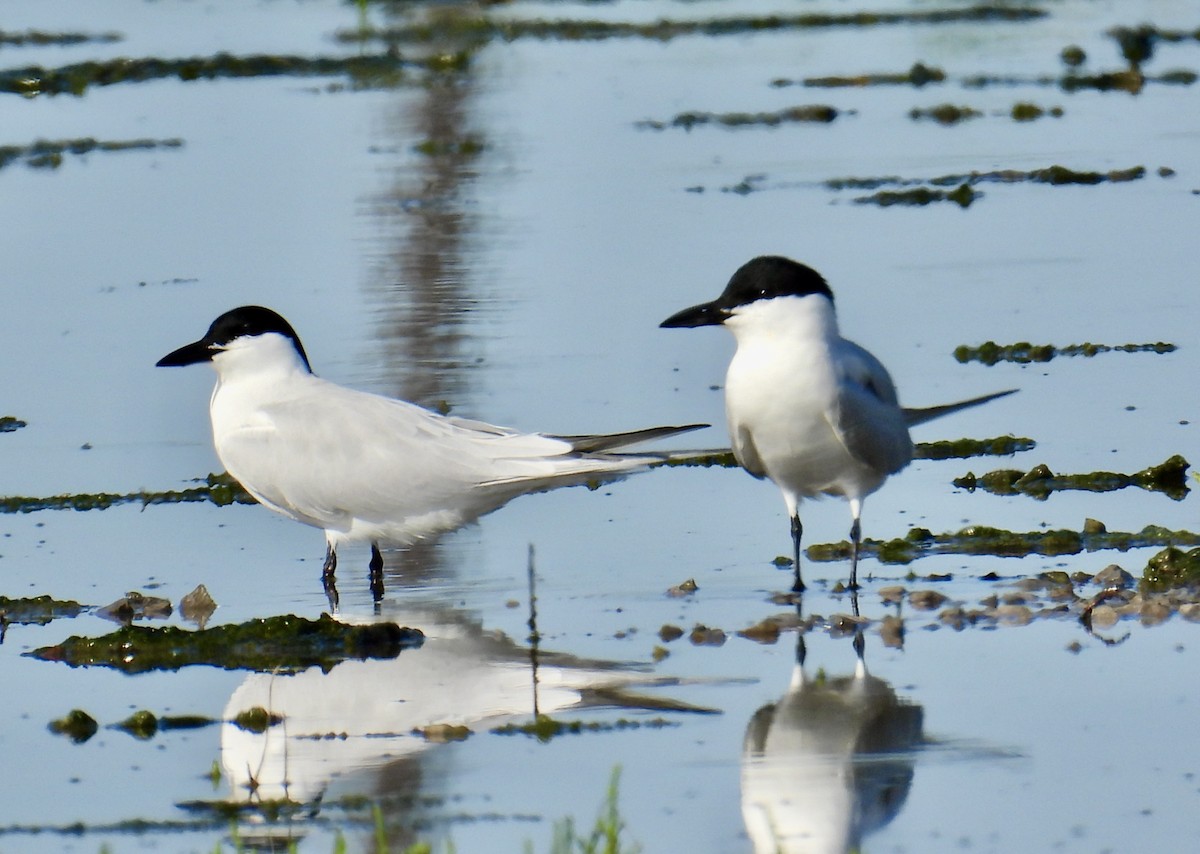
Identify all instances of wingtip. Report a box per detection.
[903,388,1019,427]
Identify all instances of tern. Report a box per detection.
[661,255,1015,591]
[158,305,704,603]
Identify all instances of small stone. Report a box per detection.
[939,606,967,630]
[880,615,905,648]
[1087,604,1119,628]
[180,584,217,629]
[1140,600,1172,627]
[909,589,949,610]
[666,578,698,597]
[738,617,782,644]
[1114,593,1144,617]
[651,645,670,662]
[829,613,868,638]
[658,624,684,643]
[1082,518,1107,534]
[1093,564,1135,590]
[878,585,906,604]
[1179,603,1200,622]
[1002,591,1039,606]
[418,723,471,743]
[1065,640,1083,654]
[994,604,1033,625]
[689,624,727,646]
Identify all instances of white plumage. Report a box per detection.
[159,306,703,602]
[662,256,1014,591]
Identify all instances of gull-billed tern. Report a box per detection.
[157,305,705,602]
[661,255,1015,591]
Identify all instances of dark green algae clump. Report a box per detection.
[636,104,838,131]
[0,594,84,626]
[955,340,1176,365]
[0,472,255,514]
[808,523,1200,565]
[1142,547,1200,593]
[28,614,423,674]
[0,137,183,171]
[337,7,1047,46]
[954,455,1190,501]
[0,51,471,98]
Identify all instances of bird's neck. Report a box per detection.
[727,294,840,349]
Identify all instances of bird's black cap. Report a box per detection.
[660,256,833,328]
[156,305,312,372]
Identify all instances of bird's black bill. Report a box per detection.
[156,338,216,367]
[660,301,728,329]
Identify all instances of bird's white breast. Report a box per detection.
[722,296,894,502]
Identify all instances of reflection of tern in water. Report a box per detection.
[741,598,923,854]
[220,607,714,813]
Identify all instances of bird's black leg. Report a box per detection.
[790,513,805,593]
[850,587,865,661]
[848,516,862,591]
[322,543,339,612]
[369,543,385,604]
[794,584,807,667]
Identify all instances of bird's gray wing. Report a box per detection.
[828,340,913,475]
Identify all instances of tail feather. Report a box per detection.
[903,389,1017,427]
[555,423,709,454]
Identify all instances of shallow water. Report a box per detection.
[1,1,1198,851]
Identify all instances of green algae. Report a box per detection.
[905,101,1062,125]
[773,62,946,89]
[913,435,1036,460]
[807,524,1200,565]
[1141,547,1200,593]
[233,705,284,733]
[48,709,98,744]
[0,471,255,514]
[854,183,978,207]
[1011,102,1064,121]
[954,455,1190,501]
[963,68,1196,93]
[828,165,1147,192]
[27,613,423,674]
[0,594,84,626]
[0,416,26,432]
[637,104,838,131]
[909,104,983,125]
[0,51,471,98]
[0,137,183,170]
[492,714,677,743]
[0,29,120,47]
[413,135,485,157]
[954,340,1176,365]
[337,7,1047,46]
[112,710,216,739]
